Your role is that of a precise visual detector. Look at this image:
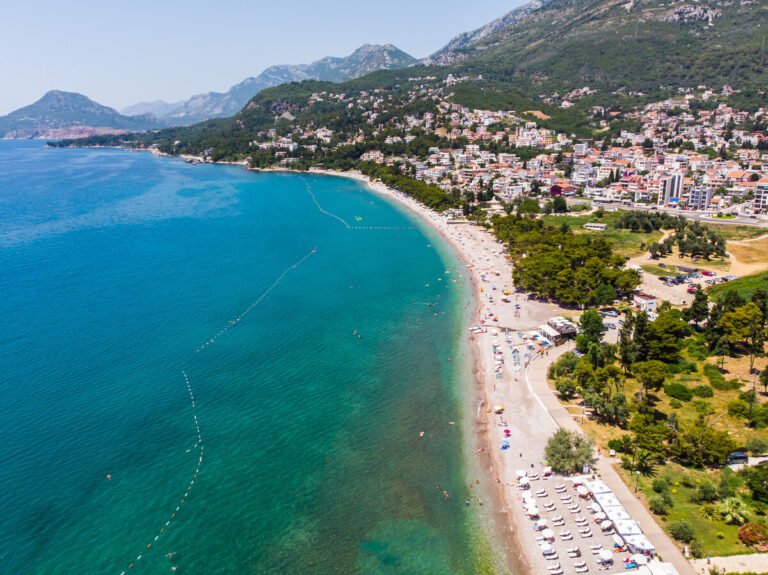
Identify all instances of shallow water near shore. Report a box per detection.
[0,141,497,574]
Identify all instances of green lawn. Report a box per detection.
[710,272,768,300]
[621,463,755,557]
[641,264,671,277]
[541,212,662,257]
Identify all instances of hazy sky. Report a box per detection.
[0,0,525,115]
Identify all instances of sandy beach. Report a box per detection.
[301,168,696,575]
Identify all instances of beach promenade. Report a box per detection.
[331,169,698,575]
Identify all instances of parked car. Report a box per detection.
[727,452,749,465]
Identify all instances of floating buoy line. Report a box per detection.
[300,177,414,231]
[116,246,318,573]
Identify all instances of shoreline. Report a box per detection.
[295,168,697,575]
[293,167,560,574]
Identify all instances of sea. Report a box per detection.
[0,141,495,574]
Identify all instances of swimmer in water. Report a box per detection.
[106,474,112,480]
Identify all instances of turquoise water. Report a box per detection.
[0,141,485,574]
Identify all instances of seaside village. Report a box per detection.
[258,78,768,216]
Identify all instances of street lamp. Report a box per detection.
[634,470,641,493]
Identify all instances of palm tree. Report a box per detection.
[633,449,656,476]
[718,497,749,525]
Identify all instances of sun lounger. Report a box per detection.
[560,532,573,541]
[575,566,589,573]
[568,549,581,558]
[569,506,581,513]
[554,484,566,492]
[580,530,593,538]
[590,546,603,554]
[575,517,588,525]
[550,569,564,575]
[545,553,559,560]
[574,561,587,568]
[548,564,562,571]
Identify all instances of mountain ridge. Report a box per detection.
[0,90,161,139]
[151,44,417,125]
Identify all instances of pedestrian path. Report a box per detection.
[691,553,768,574]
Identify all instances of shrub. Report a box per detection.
[689,539,704,558]
[669,520,695,543]
[608,435,634,454]
[652,478,669,493]
[665,382,693,401]
[704,364,726,389]
[681,475,695,488]
[738,522,768,551]
[556,378,577,400]
[693,400,713,415]
[670,399,682,409]
[746,436,768,456]
[649,495,670,515]
[693,385,714,398]
[728,400,750,419]
[692,481,719,503]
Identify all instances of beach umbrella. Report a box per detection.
[595,512,607,521]
[540,543,553,554]
[541,528,555,540]
[576,486,590,497]
[600,520,613,531]
[516,469,527,477]
[590,503,602,513]
[599,549,613,563]
[526,507,540,517]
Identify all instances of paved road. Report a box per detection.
[597,202,768,227]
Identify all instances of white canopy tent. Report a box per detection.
[584,479,611,494]
[615,520,643,537]
[605,506,632,522]
[623,534,656,555]
[594,492,623,509]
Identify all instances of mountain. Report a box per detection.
[0,91,161,139]
[156,44,417,125]
[425,0,768,97]
[121,100,181,117]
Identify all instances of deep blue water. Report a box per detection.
[0,141,485,574]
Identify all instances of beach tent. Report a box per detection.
[594,492,623,509]
[630,554,649,566]
[615,520,642,537]
[623,535,655,555]
[585,479,612,495]
[605,506,632,522]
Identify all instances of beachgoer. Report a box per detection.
[106,474,112,480]
[443,490,449,500]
